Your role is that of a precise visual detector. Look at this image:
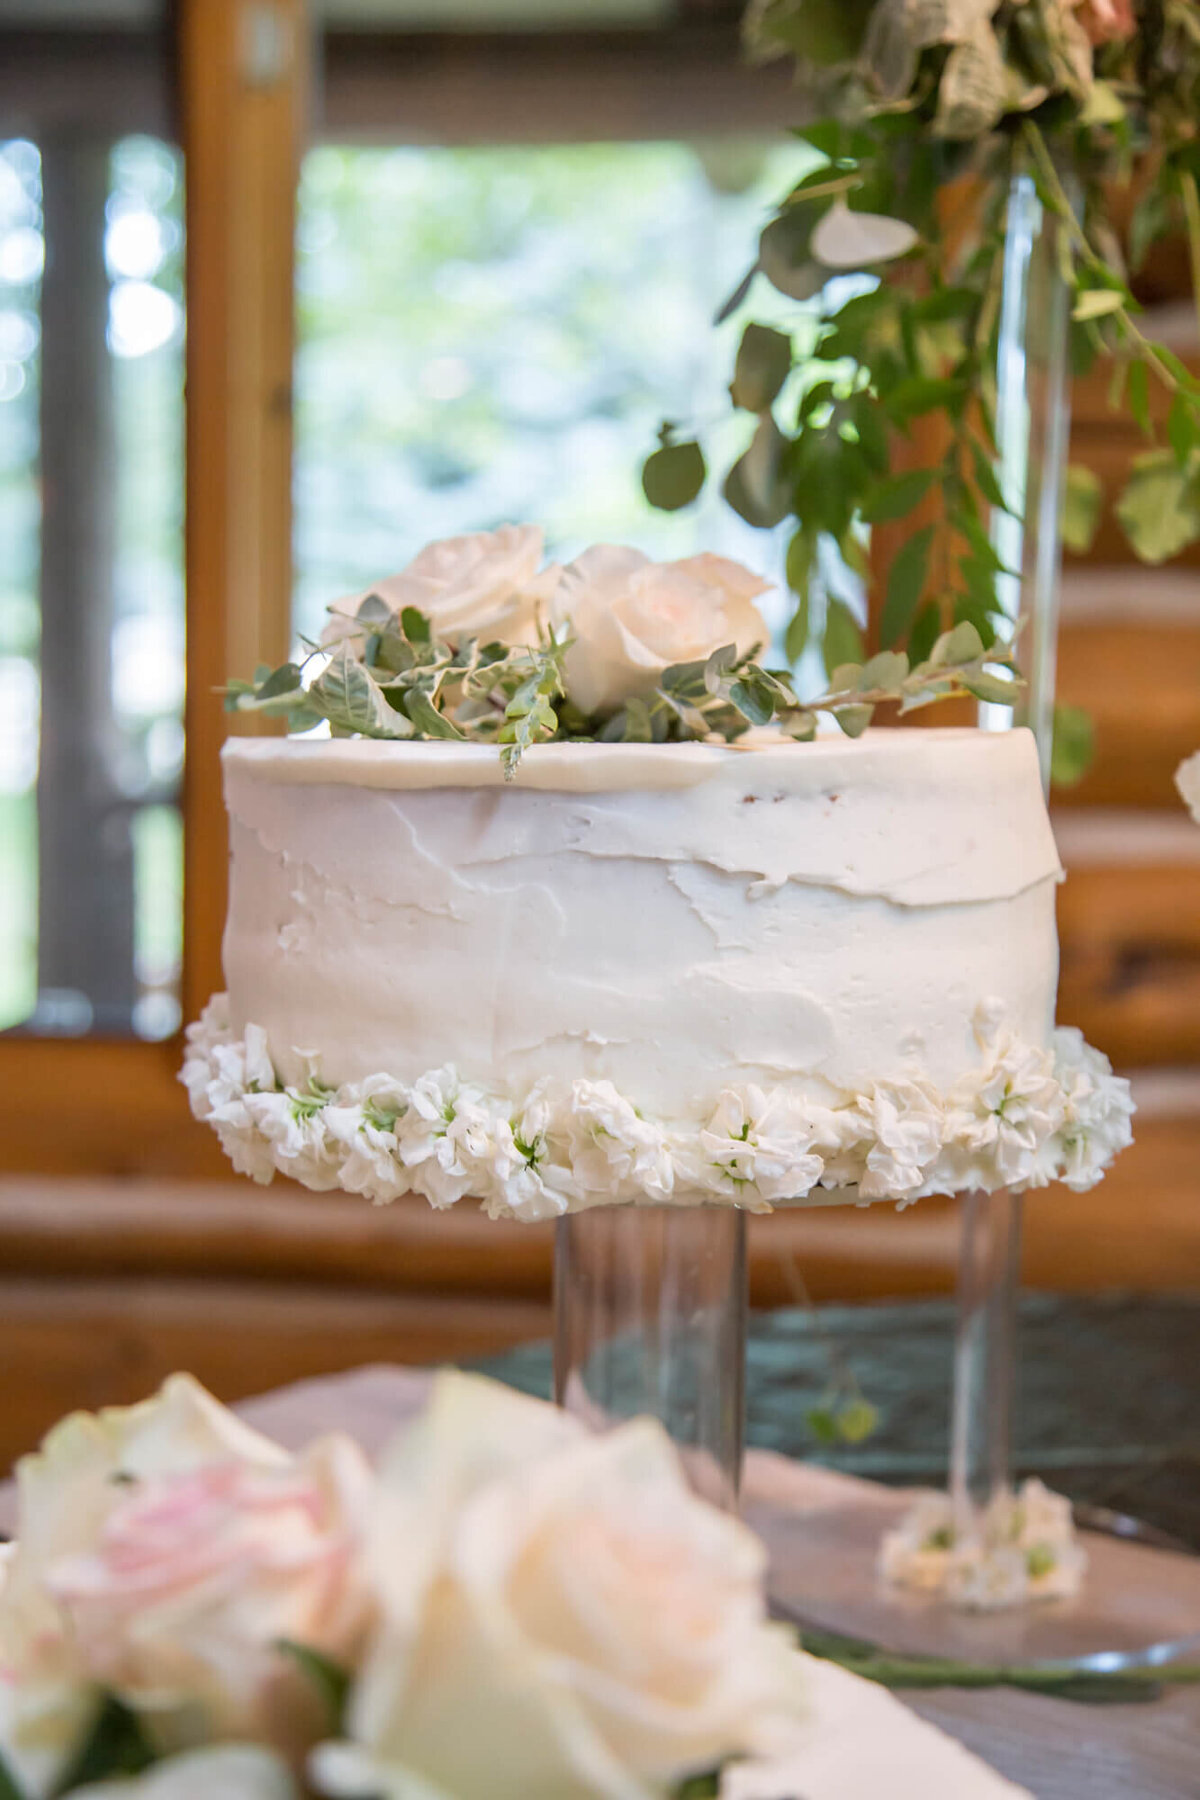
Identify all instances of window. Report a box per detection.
[293,139,795,643]
[0,132,185,1041]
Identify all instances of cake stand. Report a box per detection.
[553,1202,747,1512]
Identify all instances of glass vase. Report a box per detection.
[948,168,1071,1562]
[553,1203,747,1511]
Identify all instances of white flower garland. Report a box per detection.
[181,996,1134,1224]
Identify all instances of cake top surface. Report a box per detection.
[222,726,1061,908]
[222,723,1043,794]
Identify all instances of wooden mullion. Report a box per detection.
[181,0,306,1023]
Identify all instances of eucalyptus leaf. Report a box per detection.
[723,416,791,527]
[811,198,918,268]
[832,702,874,736]
[730,322,792,412]
[642,440,706,511]
[758,212,826,301]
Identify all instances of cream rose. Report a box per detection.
[321,524,558,650]
[0,1375,373,1776]
[70,1746,299,1800]
[552,547,772,718]
[1176,749,1200,825]
[311,1373,803,1800]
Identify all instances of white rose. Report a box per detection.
[69,1747,299,1800]
[321,525,557,649]
[554,547,771,717]
[311,1372,803,1800]
[0,1375,374,1775]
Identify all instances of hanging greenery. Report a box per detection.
[644,0,1200,703]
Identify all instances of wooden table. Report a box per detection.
[224,1362,1200,1800]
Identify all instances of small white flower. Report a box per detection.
[567,1079,676,1201]
[245,1091,342,1190]
[394,1068,495,1209]
[1037,1027,1135,1192]
[947,1036,1065,1187]
[855,1080,944,1200]
[697,1088,824,1207]
[324,1103,408,1206]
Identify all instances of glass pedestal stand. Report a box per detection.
[752,1187,1200,1667]
[553,1202,747,1511]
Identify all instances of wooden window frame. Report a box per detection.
[4,0,303,1175]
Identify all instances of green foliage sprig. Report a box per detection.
[644,0,1200,682]
[228,597,1022,773]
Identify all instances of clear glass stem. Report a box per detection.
[953,166,1070,1541]
[950,1188,1022,1536]
[553,1203,747,1511]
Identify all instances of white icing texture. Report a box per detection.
[219,730,1064,1119]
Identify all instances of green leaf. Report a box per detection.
[310,651,413,739]
[879,525,932,648]
[673,1771,722,1800]
[729,674,776,727]
[714,264,756,326]
[1116,450,1200,563]
[642,440,706,512]
[1061,464,1104,554]
[1051,703,1095,789]
[822,598,864,674]
[51,1694,156,1795]
[1128,360,1151,438]
[723,416,790,527]
[355,593,393,628]
[860,467,935,524]
[276,1640,352,1734]
[704,643,739,695]
[400,605,432,645]
[257,661,303,700]
[908,599,941,665]
[1071,286,1124,322]
[833,703,874,737]
[969,438,1009,512]
[404,687,466,740]
[784,596,811,666]
[961,668,1021,706]
[805,1405,841,1445]
[836,1397,879,1443]
[859,649,908,690]
[758,211,825,302]
[730,322,792,412]
[1168,392,1197,469]
[0,1753,23,1800]
[885,376,966,428]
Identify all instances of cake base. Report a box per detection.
[753,1481,1200,1671]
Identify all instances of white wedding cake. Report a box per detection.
[184,528,1132,1221]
